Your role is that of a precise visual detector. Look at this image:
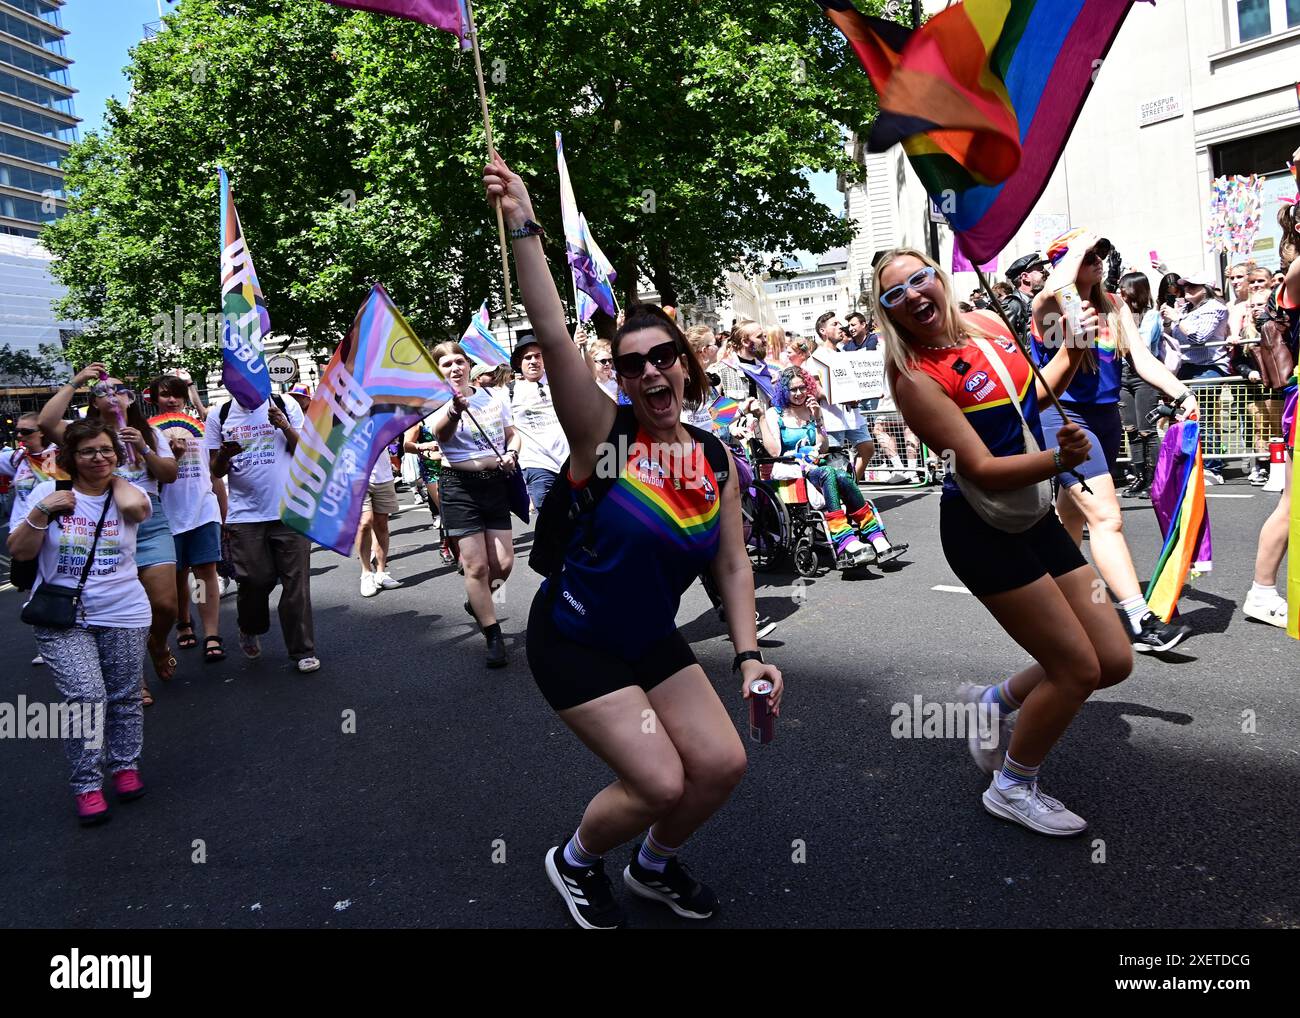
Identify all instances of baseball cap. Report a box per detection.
[470,363,497,381]
[1178,270,1216,288]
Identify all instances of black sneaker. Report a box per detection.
[485,632,507,668]
[544,845,626,930]
[1131,612,1192,654]
[623,848,718,920]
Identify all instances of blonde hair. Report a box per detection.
[684,324,715,354]
[765,325,786,362]
[871,247,999,380]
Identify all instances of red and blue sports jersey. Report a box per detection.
[1030,295,1121,405]
[546,428,723,655]
[913,311,1045,500]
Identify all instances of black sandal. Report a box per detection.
[176,621,198,650]
[203,635,227,663]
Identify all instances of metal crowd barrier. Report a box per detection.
[1118,377,1286,466]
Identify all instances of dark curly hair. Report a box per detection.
[56,419,126,479]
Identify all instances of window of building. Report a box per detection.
[0,102,75,142]
[0,193,64,223]
[0,162,63,196]
[0,9,65,53]
[5,0,62,25]
[1232,0,1300,43]
[0,130,65,167]
[0,41,69,85]
[0,70,74,114]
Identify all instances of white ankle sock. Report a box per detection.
[1119,595,1149,634]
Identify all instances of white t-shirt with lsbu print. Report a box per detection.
[26,481,151,629]
[204,399,305,524]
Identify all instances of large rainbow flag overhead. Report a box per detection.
[819,0,1141,263]
[1145,421,1212,623]
[219,168,272,410]
[281,284,456,554]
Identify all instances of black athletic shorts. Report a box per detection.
[439,465,512,538]
[939,494,1087,598]
[526,588,698,711]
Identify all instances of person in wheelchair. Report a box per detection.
[759,366,906,567]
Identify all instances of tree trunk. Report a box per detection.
[649,237,677,308]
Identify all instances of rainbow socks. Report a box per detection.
[825,507,856,554]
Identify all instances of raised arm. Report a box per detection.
[483,154,615,476]
[38,362,105,446]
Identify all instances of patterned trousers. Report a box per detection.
[34,625,149,795]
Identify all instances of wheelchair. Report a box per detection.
[732,439,881,578]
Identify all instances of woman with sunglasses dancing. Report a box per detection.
[39,364,179,702]
[485,153,782,929]
[876,248,1132,836]
[1032,231,1198,655]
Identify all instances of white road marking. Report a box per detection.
[1204,493,1255,498]
[932,584,971,594]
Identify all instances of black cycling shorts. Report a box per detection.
[526,588,698,711]
[939,494,1087,597]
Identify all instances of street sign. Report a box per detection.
[267,355,298,385]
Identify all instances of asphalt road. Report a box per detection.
[1,475,1296,929]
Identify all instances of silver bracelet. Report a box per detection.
[23,516,50,531]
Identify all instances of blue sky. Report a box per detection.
[64,0,165,135]
[61,0,842,265]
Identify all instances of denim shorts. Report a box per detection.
[829,426,872,448]
[174,520,222,569]
[136,495,177,568]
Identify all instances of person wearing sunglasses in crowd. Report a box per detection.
[484,152,782,930]
[39,365,179,705]
[1032,232,1198,655]
[877,247,1133,837]
[8,419,153,825]
[1,412,67,665]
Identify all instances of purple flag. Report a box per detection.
[318,0,468,37]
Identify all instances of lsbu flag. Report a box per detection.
[281,284,456,553]
[219,168,272,411]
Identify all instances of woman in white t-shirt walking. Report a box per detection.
[430,340,520,669]
[7,418,153,826]
[39,364,180,702]
[149,375,227,662]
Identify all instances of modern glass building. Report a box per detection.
[0,0,76,238]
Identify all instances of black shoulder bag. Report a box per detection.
[20,494,114,629]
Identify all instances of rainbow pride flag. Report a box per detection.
[1289,387,1298,639]
[1145,421,1212,623]
[459,301,510,367]
[281,284,456,554]
[708,394,740,430]
[819,0,1140,263]
[219,168,272,410]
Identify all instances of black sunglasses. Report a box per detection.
[16,427,38,436]
[613,340,682,378]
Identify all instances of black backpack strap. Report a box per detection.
[572,405,639,555]
[218,400,233,428]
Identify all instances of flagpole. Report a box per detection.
[463,0,513,317]
[973,266,1093,494]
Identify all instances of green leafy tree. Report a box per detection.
[0,343,61,387]
[44,0,882,369]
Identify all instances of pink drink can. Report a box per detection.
[748,679,775,744]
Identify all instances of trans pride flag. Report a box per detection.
[281,284,456,554]
[459,300,510,367]
[819,0,1140,263]
[318,0,469,40]
[574,214,618,323]
[219,168,272,410]
[557,132,618,318]
[1145,421,1212,623]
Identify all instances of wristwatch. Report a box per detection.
[508,218,545,240]
[732,650,764,672]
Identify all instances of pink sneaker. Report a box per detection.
[75,790,111,826]
[111,769,146,802]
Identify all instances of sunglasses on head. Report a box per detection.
[879,266,937,308]
[613,340,682,379]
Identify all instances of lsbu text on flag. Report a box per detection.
[280,285,455,554]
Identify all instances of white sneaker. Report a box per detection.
[218,576,235,598]
[1243,590,1288,628]
[842,538,875,562]
[296,656,321,674]
[1248,468,1267,486]
[31,654,43,667]
[1202,469,1224,486]
[360,573,379,597]
[375,571,400,590]
[956,683,1015,775]
[982,779,1088,837]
